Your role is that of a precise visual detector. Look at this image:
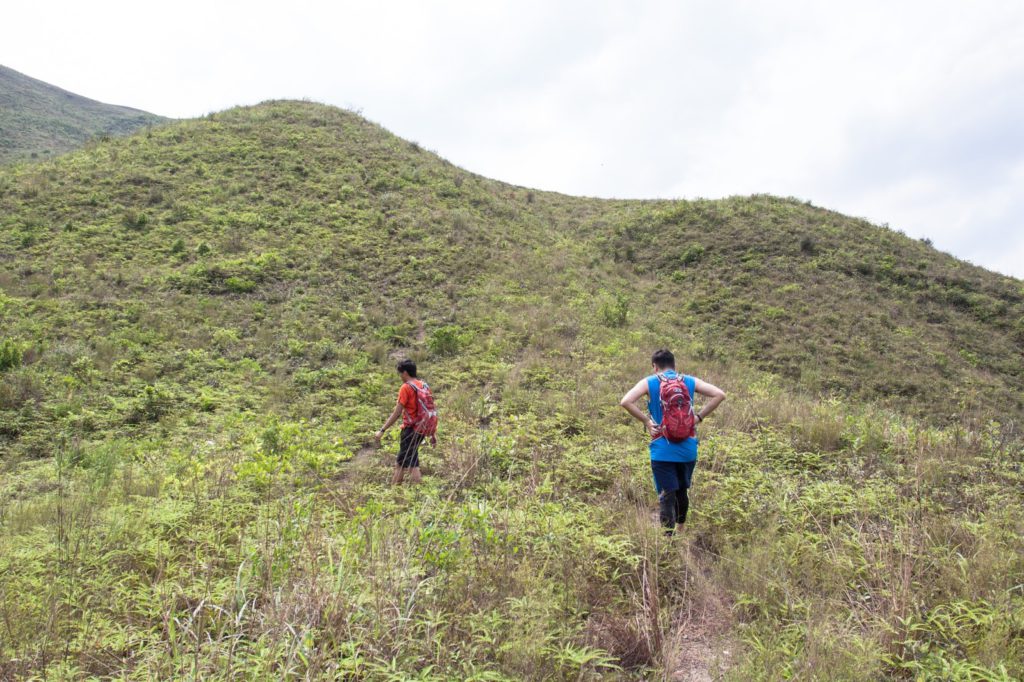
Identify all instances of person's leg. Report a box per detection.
[675,485,689,527]
[675,461,696,530]
[651,460,682,534]
[406,431,423,484]
[395,428,415,485]
[659,488,679,530]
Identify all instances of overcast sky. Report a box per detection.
[5,0,1023,279]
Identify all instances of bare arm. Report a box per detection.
[692,378,726,423]
[620,378,659,438]
[375,402,404,443]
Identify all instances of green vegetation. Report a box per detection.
[1,100,1021,679]
[0,65,167,165]
[599,200,1023,418]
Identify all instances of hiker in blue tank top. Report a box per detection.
[619,349,726,535]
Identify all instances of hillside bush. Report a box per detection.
[121,208,148,230]
[0,368,44,409]
[680,243,705,265]
[429,325,470,356]
[375,323,415,347]
[225,276,256,293]
[119,383,175,424]
[0,337,24,371]
[599,291,630,327]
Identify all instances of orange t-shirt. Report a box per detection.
[398,380,424,428]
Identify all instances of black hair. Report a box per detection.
[396,359,417,377]
[651,349,675,369]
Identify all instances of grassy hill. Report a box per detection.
[1,101,1022,679]
[0,64,167,164]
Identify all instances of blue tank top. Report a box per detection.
[647,371,698,462]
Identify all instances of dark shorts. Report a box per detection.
[397,427,424,468]
[651,460,696,494]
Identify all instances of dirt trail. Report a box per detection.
[670,636,729,681]
[317,443,381,506]
[349,443,378,469]
[340,443,379,479]
[665,540,736,681]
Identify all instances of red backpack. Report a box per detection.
[407,381,438,437]
[657,373,695,443]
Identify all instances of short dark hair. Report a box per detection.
[651,349,675,369]
[396,359,417,377]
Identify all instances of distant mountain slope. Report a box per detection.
[0,64,167,164]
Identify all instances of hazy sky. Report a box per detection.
[5,0,1023,279]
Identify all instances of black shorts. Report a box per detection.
[397,427,424,468]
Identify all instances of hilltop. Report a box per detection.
[0,101,1021,679]
[0,64,167,164]
[1,100,1020,440]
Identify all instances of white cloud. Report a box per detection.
[3,0,1022,278]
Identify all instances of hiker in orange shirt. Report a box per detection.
[374,359,437,485]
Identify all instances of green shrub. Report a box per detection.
[428,325,469,355]
[451,210,472,238]
[172,252,280,293]
[0,368,43,408]
[122,209,148,230]
[599,292,630,327]
[123,384,174,423]
[680,244,705,265]
[375,324,414,347]
[212,327,240,350]
[193,388,218,412]
[225,276,256,293]
[0,338,24,371]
